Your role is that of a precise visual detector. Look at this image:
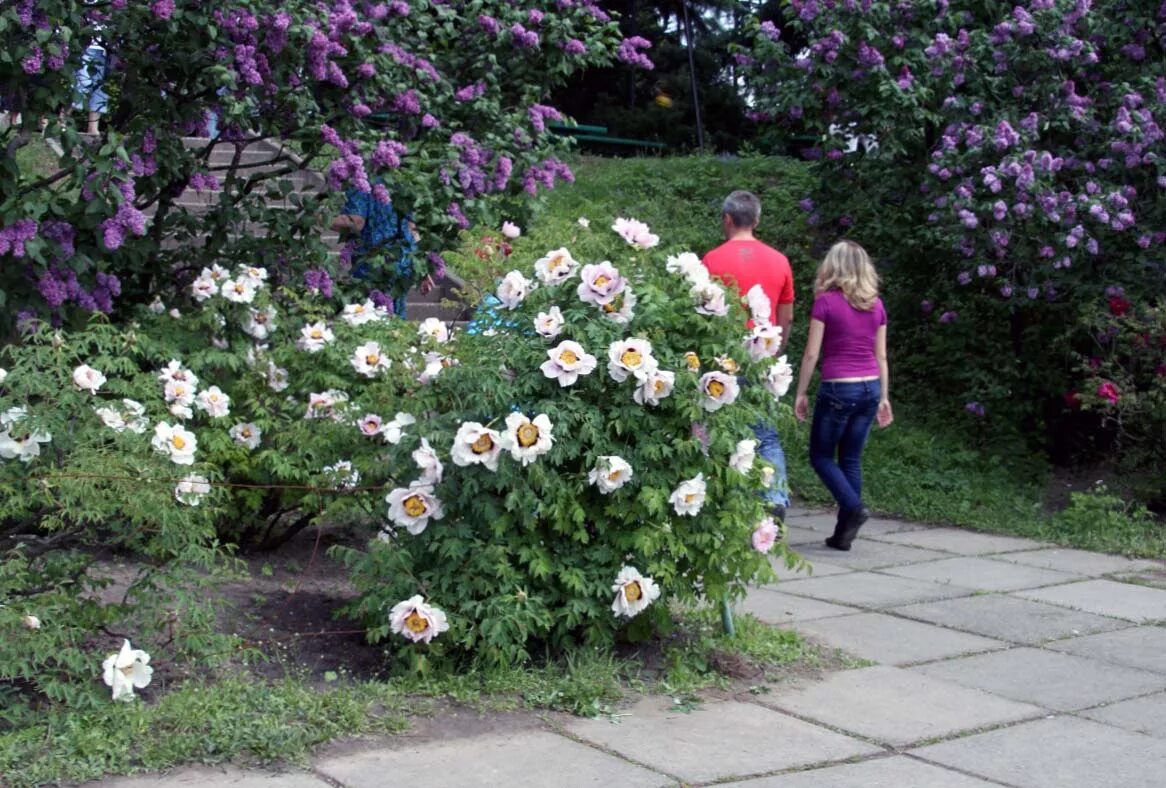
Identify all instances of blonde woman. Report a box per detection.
[794,241,893,551]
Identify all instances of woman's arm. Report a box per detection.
[875,324,893,427]
[794,318,825,422]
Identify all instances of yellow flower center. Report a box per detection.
[311,329,323,339]
[707,380,725,398]
[549,254,566,271]
[607,470,622,482]
[720,358,739,373]
[404,611,429,633]
[353,305,365,313]
[559,349,578,365]
[256,314,267,324]
[241,428,252,438]
[684,493,696,503]
[470,433,495,454]
[624,581,643,602]
[403,495,428,518]
[655,379,667,393]
[516,423,539,448]
[620,349,642,368]
[174,386,185,397]
[685,352,700,371]
[365,354,379,366]
[441,358,453,368]
[365,420,378,431]
[119,664,135,678]
[234,284,245,294]
[593,275,610,288]
[172,435,186,450]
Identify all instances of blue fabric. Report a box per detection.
[752,422,790,508]
[808,380,881,515]
[464,294,509,336]
[73,45,108,113]
[344,186,416,315]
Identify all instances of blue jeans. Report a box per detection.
[752,423,789,508]
[809,380,881,515]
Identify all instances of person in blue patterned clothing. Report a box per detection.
[332,184,434,317]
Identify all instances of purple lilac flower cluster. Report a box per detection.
[617,37,653,70]
[303,269,334,298]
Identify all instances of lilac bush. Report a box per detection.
[740,1,1165,446]
[1,0,644,327]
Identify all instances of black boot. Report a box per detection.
[838,505,870,549]
[825,509,852,551]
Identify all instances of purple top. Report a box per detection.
[810,290,887,380]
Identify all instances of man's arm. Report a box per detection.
[776,303,793,354]
[331,214,365,233]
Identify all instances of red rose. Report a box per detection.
[1097,381,1120,404]
[1108,296,1131,316]
[1063,390,1081,409]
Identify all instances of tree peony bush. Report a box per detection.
[1,0,643,326]
[738,1,1166,444]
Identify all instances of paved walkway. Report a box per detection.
[96,507,1166,788]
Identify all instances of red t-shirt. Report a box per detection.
[701,239,794,326]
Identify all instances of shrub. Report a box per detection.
[738,1,1166,443]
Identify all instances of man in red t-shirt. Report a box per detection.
[702,190,794,517]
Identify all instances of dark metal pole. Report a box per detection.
[682,0,706,151]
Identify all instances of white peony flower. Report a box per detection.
[577,217,590,228]
[381,412,416,444]
[760,465,776,488]
[0,407,52,464]
[752,517,782,553]
[730,439,757,474]
[341,300,380,326]
[611,217,659,250]
[157,360,198,389]
[175,474,211,506]
[0,368,6,385]
[229,422,262,450]
[699,371,740,412]
[101,639,153,702]
[607,338,656,383]
[356,413,383,437]
[576,261,626,306]
[267,363,289,392]
[243,306,278,340]
[745,323,783,362]
[450,421,503,471]
[418,351,455,385]
[501,220,521,238]
[533,306,565,339]
[417,317,450,344]
[540,341,597,387]
[96,406,127,432]
[412,438,443,484]
[693,282,729,316]
[611,565,661,618]
[297,321,334,352]
[670,472,707,516]
[389,595,449,643]
[501,412,554,466]
[151,422,197,465]
[207,264,230,282]
[121,399,148,434]
[765,356,794,399]
[163,379,197,407]
[599,287,637,325]
[195,386,231,418]
[534,248,578,285]
[665,252,709,287]
[304,390,349,420]
[588,456,633,493]
[72,364,106,394]
[633,366,675,406]
[386,483,445,535]
[220,278,257,304]
[148,297,166,314]
[351,341,391,378]
[191,270,218,302]
[496,270,535,309]
[238,265,268,287]
[168,308,182,319]
[169,403,193,420]
[22,614,41,630]
[745,284,772,326]
[322,460,360,489]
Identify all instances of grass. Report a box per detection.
[0,611,817,787]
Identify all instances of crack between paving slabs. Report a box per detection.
[538,711,685,786]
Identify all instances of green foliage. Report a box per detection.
[1043,484,1164,559]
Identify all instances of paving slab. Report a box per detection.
[783,526,826,546]
[873,528,1047,555]
[996,548,1164,576]
[94,767,328,788]
[564,697,878,784]
[1047,625,1166,673]
[792,612,1005,666]
[892,594,1130,644]
[765,553,853,582]
[766,665,1041,747]
[1015,579,1166,623]
[910,716,1166,788]
[784,514,926,538]
[1080,691,1166,739]
[779,572,972,609]
[313,730,669,788]
[735,588,861,625]
[718,756,999,787]
[913,647,1166,711]
[882,556,1082,592]
[789,541,950,570]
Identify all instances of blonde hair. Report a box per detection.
[814,240,880,311]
